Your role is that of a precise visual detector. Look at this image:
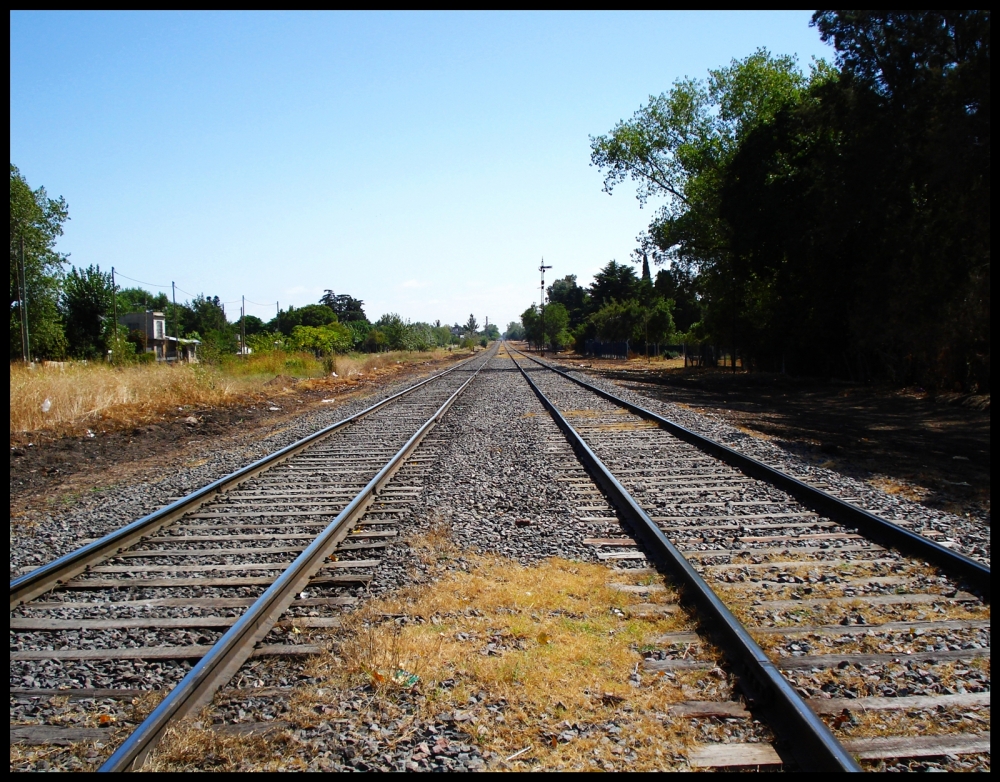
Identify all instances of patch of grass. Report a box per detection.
[9,349,456,437]
[285,545,732,771]
[147,531,750,772]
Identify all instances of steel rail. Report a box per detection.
[10,354,479,609]
[511,347,990,599]
[99,348,492,771]
[509,348,862,772]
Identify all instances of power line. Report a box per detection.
[113,271,171,290]
[111,271,278,316]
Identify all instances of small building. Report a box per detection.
[119,311,200,362]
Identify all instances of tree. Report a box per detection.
[288,323,353,354]
[117,286,170,314]
[541,302,571,351]
[521,306,542,348]
[61,265,114,359]
[463,314,479,335]
[504,321,525,340]
[715,12,990,385]
[243,315,266,336]
[10,165,69,359]
[365,328,387,352]
[590,261,640,307]
[483,323,500,340]
[182,294,229,336]
[654,267,700,333]
[320,290,367,322]
[270,304,338,336]
[590,49,810,357]
[591,299,642,343]
[547,275,590,329]
[432,324,454,347]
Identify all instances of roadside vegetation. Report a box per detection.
[512,12,989,393]
[9,348,463,437]
[11,164,501,437]
[11,166,498,369]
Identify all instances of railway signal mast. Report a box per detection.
[539,258,551,356]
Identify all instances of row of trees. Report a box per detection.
[582,11,989,390]
[510,260,685,354]
[11,164,498,361]
[253,305,497,356]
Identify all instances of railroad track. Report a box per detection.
[507,345,990,772]
[10,345,497,770]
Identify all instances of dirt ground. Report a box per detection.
[552,354,991,519]
[9,352,469,520]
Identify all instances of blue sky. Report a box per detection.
[10,11,835,328]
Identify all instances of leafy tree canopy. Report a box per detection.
[320,290,367,322]
[270,303,338,336]
[590,261,640,307]
[61,265,114,359]
[10,164,69,359]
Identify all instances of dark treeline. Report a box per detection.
[574,11,988,391]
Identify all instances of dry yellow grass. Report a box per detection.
[10,361,261,435]
[147,531,743,772]
[9,349,459,436]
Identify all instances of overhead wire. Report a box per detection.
[113,270,279,314]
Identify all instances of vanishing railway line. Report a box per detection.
[10,340,989,771]
[10,346,496,770]
[507,344,990,771]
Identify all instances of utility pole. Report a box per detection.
[539,258,551,355]
[111,267,119,347]
[171,281,177,340]
[241,295,246,357]
[17,236,30,363]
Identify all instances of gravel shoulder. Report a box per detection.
[543,356,990,568]
[549,358,990,520]
[9,353,470,580]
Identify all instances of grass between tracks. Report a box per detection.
[148,528,739,772]
[9,349,462,437]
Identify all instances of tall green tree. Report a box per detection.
[541,302,571,351]
[589,261,640,307]
[320,290,367,322]
[520,306,542,348]
[590,49,811,362]
[61,265,114,359]
[504,321,525,340]
[10,165,69,359]
[547,275,590,328]
[182,294,230,336]
[117,286,170,314]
